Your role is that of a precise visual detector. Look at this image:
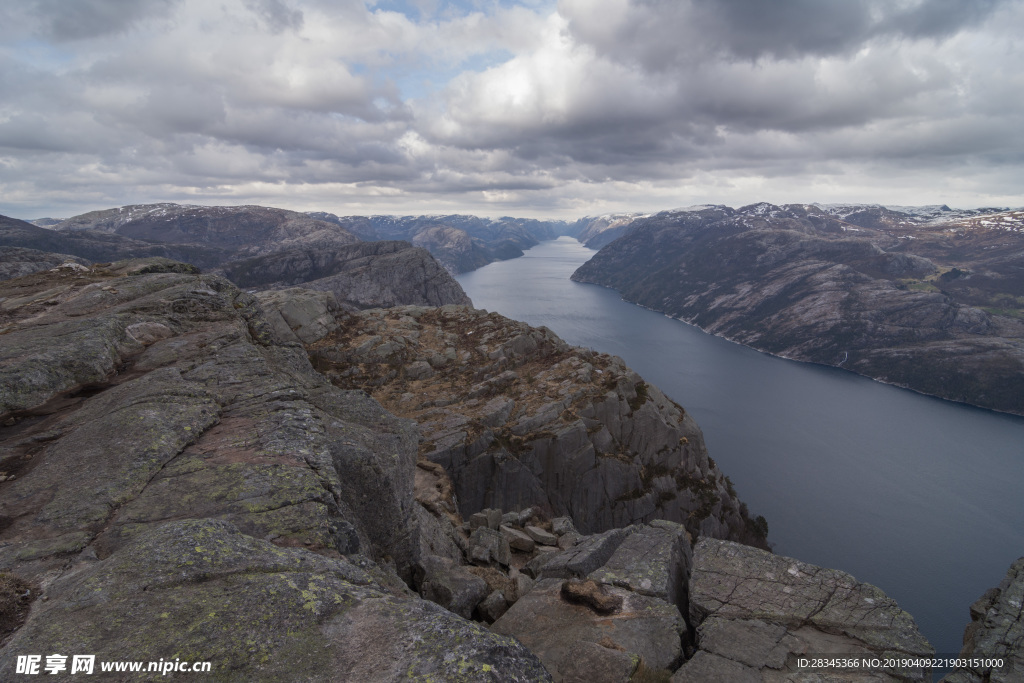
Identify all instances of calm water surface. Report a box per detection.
[457,237,1024,664]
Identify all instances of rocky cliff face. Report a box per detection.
[572,203,1024,415]
[1,261,1019,681]
[215,241,473,310]
[0,260,546,680]
[307,304,768,548]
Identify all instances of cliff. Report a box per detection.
[572,203,1024,416]
[1,260,1018,681]
[215,241,473,309]
[308,304,767,547]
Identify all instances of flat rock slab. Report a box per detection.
[531,526,631,579]
[501,525,536,552]
[687,538,934,682]
[492,578,685,679]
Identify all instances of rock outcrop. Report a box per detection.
[2,254,1016,683]
[307,304,769,548]
[215,241,473,310]
[0,260,547,680]
[677,538,934,682]
[942,557,1024,683]
[0,247,88,282]
[572,203,1024,415]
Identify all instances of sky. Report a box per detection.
[1,0,1023,220]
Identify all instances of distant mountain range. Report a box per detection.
[6,199,1024,413]
[572,202,1024,415]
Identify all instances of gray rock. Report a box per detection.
[589,521,690,607]
[509,573,535,603]
[255,287,340,344]
[219,241,473,310]
[492,577,685,676]
[478,590,509,623]
[557,532,581,550]
[558,641,638,683]
[406,359,435,380]
[0,246,89,281]
[469,527,511,567]
[526,525,558,546]
[315,304,770,548]
[941,557,1024,683]
[0,263,555,681]
[484,507,503,530]
[417,556,490,619]
[671,651,761,683]
[687,538,934,681]
[0,519,551,682]
[551,516,577,536]
[533,527,632,579]
[501,525,536,553]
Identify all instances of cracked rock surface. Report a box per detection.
[0,260,549,681]
[679,538,935,682]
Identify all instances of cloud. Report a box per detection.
[0,0,1021,219]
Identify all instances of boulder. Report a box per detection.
[254,287,340,344]
[501,525,537,553]
[589,521,690,607]
[469,527,512,567]
[417,556,490,619]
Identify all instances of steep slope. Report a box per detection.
[308,305,769,548]
[571,213,647,249]
[215,241,473,309]
[572,203,1024,415]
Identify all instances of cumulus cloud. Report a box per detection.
[0,0,1021,218]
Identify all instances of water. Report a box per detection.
[457,236,1024,664]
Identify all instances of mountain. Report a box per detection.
[216,241,473,310]
[572,202,1024,416]
[0,213,231,268]
[54,203,360,260]
[571,213,648,249]
[307,212,573,273]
